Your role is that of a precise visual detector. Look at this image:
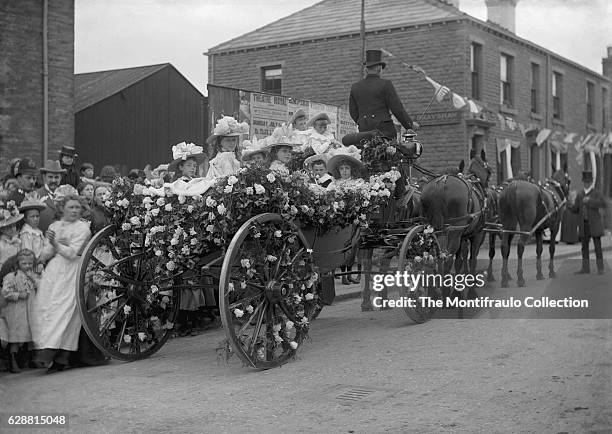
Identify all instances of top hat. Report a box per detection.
[60,145,78,158]
[13,158,39,177]
[363,49,386,69]
[40,160,67,174]
[582,171,593,182]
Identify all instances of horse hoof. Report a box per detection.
[536,274,544,280]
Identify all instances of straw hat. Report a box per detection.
[0,200,23,228]
[306,112,331,128]
[263,125,302,150]
[241,136,269,161]
[288,109,307,126]
[18,193,47,213]
[168,142,208,173]
[326,145,364,178]
[304,153,330,169]
[206,116,250,145]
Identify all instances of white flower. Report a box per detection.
[240,259,251,268]
[301,205,310,212]
[124,305,132,315]
[138,332,147,341]
[206,196,217,207]
[245,187,254,195]
[150,315,159,322]
[285,320,294,330]
[424,226,434,234]
[300,317,309,325]
[166,260,176,271]
[144,203,152,211]
[189,227,197,235]
[155,249,162,256]
[142,197,153,205]
[156,197,165,206]
[206,224,215,233]
[217,204,227,215]
[224,185,233,193]
[187,205,194,213]
[150,285,159,293]
[272,323,282,332]
[273,333,283,343]
[265,255,277,262]
[123,334,132,344]
[305,293,314,301]
[414,256,422,263]
[294,294,303,303]
[151,208,160,216]
[190,238,197,245]
[274,230,282,238]
[246,305,254,314]
[170,237,179,246]
[121,223,132,231]
[144,214,151,225]
[164,203,172,212]
[289,341,298,350]
[181,246,190,255]
[254,183,265,194]
[234,308,244,318]
[306,248,313,254]
[227,175,238,185]
[104,200,112,207]
[266,173,276,183]
[240,281,247,289]
[178,195,186,204]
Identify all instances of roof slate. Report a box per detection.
[74,63,169,112]
[208,0,462,53]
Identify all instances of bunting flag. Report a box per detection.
[424,76,451,102]
[451,92,467,109]
[496,138,520,179]
[535,129,552,146]
[467,100,481,114]
[563,132,577,143]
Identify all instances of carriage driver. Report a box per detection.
[349,49,418,140]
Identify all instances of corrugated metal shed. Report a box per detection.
[208,0,462,53]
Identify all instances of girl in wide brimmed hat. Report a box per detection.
[205,116,250,179]
[264,125,302,176]
[240,136,269,168]
[326,145,365,185]
[0,201,23,271]
[167,142,208,182]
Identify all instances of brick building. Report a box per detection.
[0,0,75,175]
[206,0,612,191]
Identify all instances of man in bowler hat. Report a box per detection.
[567,171,606,274]
[349,49,416,140]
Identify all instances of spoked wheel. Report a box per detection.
[77,225,181,361]
[398,225,443,323]
[219,213,320,370]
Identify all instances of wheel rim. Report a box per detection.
[219,213,319,369]
[76,225,181,361]
[398,225,442,324]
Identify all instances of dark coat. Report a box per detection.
[35,186,60,233]
[60,163,81,188]
[567,188,606,238]
[349,74,413,139]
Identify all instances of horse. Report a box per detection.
[497,169,570,287]
[420,168,487,296]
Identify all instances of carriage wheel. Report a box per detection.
[77,225,180,361]
[219,213,320,369]
[398,225,443,323]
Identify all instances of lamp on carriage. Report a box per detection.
[398,130,423,160]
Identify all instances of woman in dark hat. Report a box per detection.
[59,146,80,188]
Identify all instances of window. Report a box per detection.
[500,54,513,107]
[586,82,595,125]
[552,72,563,119]
[470,43,482,100]
[261,65,282,94]
[603,87,608,129]
[530,63,540,113]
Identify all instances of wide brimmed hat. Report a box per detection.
[206,116,250,145]
[0,200,23,228]
[13,158,38,177]
[168,142,208,172]
[241,136,269,160]
[288,109,308,126]
[80,162,94,173]
[263,125,302,150]
[363,49,386,68]
[60,145,78,158]
[327,145,364,178]
[18,193,47,213]
[582,171,593,182]
[304,153,330,169]
[40,160,67,174]
[307,112,331,128]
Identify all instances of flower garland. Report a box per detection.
[360,136,403,173]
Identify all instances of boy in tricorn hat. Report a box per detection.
[567,171,606,274]
[59,146,80,188]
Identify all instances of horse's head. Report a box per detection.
[467,156,491,189]
[551,169,570,198]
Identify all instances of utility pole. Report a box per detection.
[360,0,365,78]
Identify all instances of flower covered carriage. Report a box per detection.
[75,132,443,369]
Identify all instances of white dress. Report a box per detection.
[19,224,45,260]
[30,219,91,351]
[303,129,340,155]
[206,152,241,179]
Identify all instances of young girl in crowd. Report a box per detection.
[240,136,269,168]
[266,125,301,175]
[18,198,47,265]
[168,142,208,182]
[206,117,249,179]
[303,113,342,155]
[0,202,22,270]
[327,147,365,285]
[1,249,38,373]
[30,195,91,373]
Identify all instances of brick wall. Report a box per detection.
[0,0,74,176]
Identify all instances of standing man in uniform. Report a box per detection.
[349,49,417,140]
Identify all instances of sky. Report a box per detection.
[75,0,612,95]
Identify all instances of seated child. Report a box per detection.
[303,113,342,155]
[168,142,208,182]
[240,136,269,168]
[265,125,302,176]
[304,154,333,188]
[206,117,250,179]
[1,249,38,373]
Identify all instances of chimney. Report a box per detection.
[603,46,612,78]
[485,0,518,33]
